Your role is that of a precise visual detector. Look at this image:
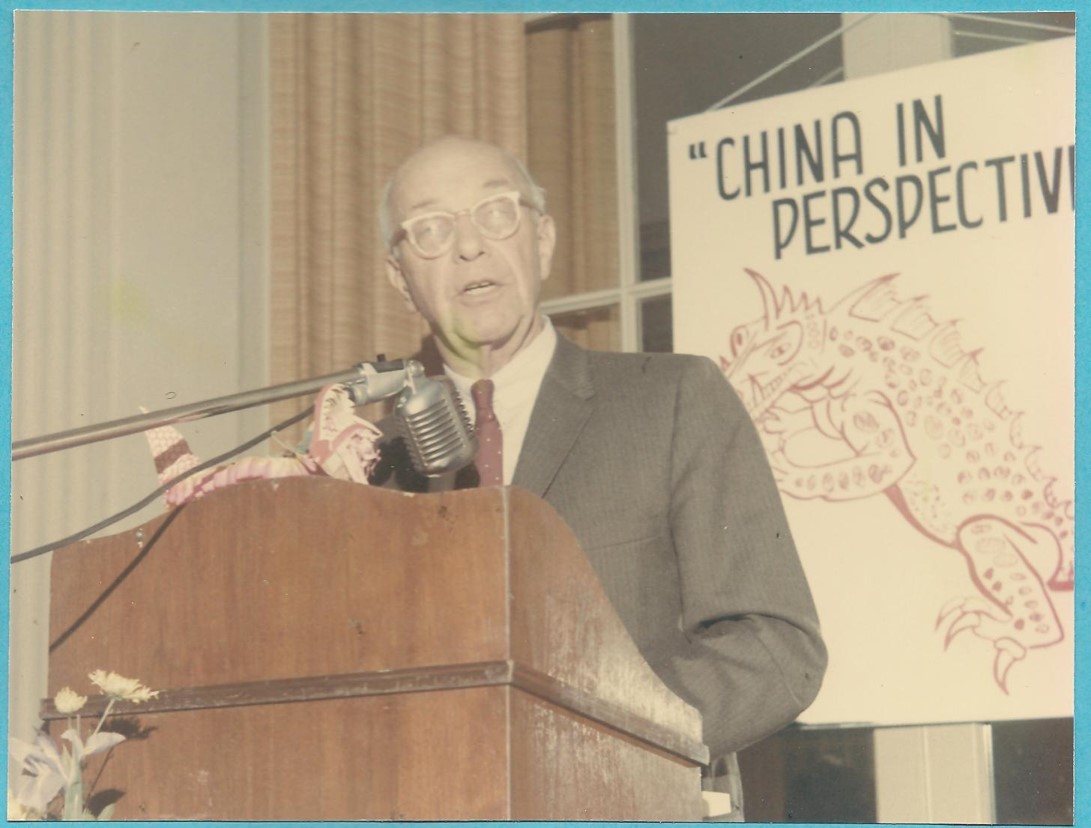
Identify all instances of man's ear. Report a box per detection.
[385,252,418,313]
[536,213,556,281]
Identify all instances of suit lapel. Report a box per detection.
[512,336,595,498]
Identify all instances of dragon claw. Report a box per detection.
[935,597,966,629]
[943,613,980,649]
[935,596,997,638]
[935,599,1034,690]
[993,639,1027,693]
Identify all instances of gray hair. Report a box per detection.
[379,140,547,251]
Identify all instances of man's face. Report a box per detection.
[385,139,555,362]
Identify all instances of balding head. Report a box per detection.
[380,136,546,250]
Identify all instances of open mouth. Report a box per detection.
[462,280,499,295]
[747,367,797,419]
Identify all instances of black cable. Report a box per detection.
[11,407,312,565]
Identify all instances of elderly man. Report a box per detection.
[372,135,826,818]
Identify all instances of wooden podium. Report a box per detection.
[46,478,708,820]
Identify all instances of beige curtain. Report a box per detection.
[268,13,622,433]
[527,15,618,303]
[268,13,526,428]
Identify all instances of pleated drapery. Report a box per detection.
[527,15,618,303]
[269,13,622,419]
[268,14,527,427]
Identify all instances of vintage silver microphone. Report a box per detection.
[391,373,478,477]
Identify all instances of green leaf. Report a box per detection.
[61,776,84,821]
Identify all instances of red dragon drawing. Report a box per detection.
[720,269,1073,692]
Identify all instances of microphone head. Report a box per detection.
[394,376,478,477]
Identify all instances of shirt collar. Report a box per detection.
[445,318,557,398]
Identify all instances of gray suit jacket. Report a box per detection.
[372,335,827,806]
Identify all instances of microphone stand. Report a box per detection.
[12,359,421,462]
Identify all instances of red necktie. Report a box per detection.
[471,379,503,487]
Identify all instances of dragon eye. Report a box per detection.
[765,322,803,363]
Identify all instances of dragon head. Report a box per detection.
[720,269,830,420]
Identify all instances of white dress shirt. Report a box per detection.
[445,319,558,485]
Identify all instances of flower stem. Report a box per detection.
[62,767,84,820]
[90,698,117,739]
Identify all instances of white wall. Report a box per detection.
[10,11,269,748]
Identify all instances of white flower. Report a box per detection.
[8,787,34,820]
[53,687,87,715]
[88,670,159,703]
[61,728,125,767]
[8,733,71,814]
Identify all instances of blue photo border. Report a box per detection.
[0,2,1085,827]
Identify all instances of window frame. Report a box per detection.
[538,13,671,353]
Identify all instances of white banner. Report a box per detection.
[670,39,1074,725]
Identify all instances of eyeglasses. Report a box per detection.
[392,190,537,259]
